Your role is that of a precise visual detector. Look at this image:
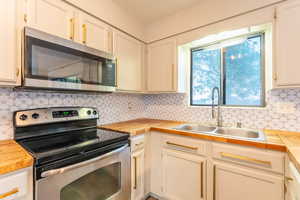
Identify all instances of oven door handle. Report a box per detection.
[41,144,128,178]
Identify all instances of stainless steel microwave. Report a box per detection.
[22,27,116,92]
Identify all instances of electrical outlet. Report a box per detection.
[274,102,296,114]
[128,102,133,111]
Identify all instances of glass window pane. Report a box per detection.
[61,162,121,200]
[191,49,221,105]
[224,35,263,106]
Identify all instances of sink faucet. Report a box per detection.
[212,87,222,127]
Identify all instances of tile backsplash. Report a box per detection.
[1,87,300,140]
[0,88,146,140]
[144,89,300,132]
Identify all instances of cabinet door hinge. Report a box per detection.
[273,73,278,81]
[16,68,20,77]
[24,14,27,23]
[274,8,277,20]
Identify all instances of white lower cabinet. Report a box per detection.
[149,131,285,200]
[286,159,300,200]
[131,135,146,200]
[212,162,283,200]
[0,167,33,200]
[162,149,206,200]
[131,149,145,200]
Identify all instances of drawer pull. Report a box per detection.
[166,141,198,151]
[82,24,87,44]
[133,156,137,190]
[200,162,204,198]
[220,152,271,166]
[286,177,293,181]
[69,18,75,40]
[0,188,19,199]
[213,165,216,200]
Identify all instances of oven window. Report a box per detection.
[26,37,116,86]
[60,162,121,200]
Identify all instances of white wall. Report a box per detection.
[145,0,284,42]
[64,0,145,41]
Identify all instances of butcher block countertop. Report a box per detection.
[100,118,300,172]
[0,140,33,175]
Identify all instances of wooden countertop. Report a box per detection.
[0,140,33,175]
[99,118,185,136]
[100,118,300,172]
[99,118,286,151]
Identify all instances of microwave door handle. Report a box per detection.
[41,144,128,178]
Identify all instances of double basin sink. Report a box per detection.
[172,124,265,141]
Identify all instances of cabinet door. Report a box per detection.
[275,0,300,87]
[26,0,74,40]
[79,13,112,53]
[147,39,176,92]
[212,162,283,200]
[286,161,300,200]
[0,0,20,85]
[162,149,206,200]
[114,31,144,91]
[131,149,145,200]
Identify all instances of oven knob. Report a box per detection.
[93,110,97,115]
[19,114,28,121]
[32,113,40,119]
[87,110,91,115]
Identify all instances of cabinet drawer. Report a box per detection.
[0,168,30,200]
[212,143,285,174]
[131,134,145,152]
[162,135,207,156]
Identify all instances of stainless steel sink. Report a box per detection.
[215,127,262,139]
[174,124,217,133]
[172,124,265,141]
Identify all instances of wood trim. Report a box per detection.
[147,0,288,44]
[64,0,288,44]
[62,0,146,44]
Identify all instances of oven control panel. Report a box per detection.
[52,110,79,118]
[14,107,99,127]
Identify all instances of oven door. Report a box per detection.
[23,27,116,92]
[36,145,130,200]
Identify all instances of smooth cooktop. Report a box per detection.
[17,128,129,165]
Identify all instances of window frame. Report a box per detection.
[190,32,266,107]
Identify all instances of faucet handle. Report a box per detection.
[236,122,242,128]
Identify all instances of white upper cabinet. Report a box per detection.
[25,0,113,53]
[79,13,112,53]
[25,0,75,40]
[274,0,300,87]
[147,38,177,92]
[113,30,144,91]
[0,0,21,86]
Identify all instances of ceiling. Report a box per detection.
[113,0,201,24]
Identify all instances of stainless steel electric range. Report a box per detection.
[14,107,130,200]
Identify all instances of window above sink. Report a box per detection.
[177,23,273,108]
[191,33,265,107]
